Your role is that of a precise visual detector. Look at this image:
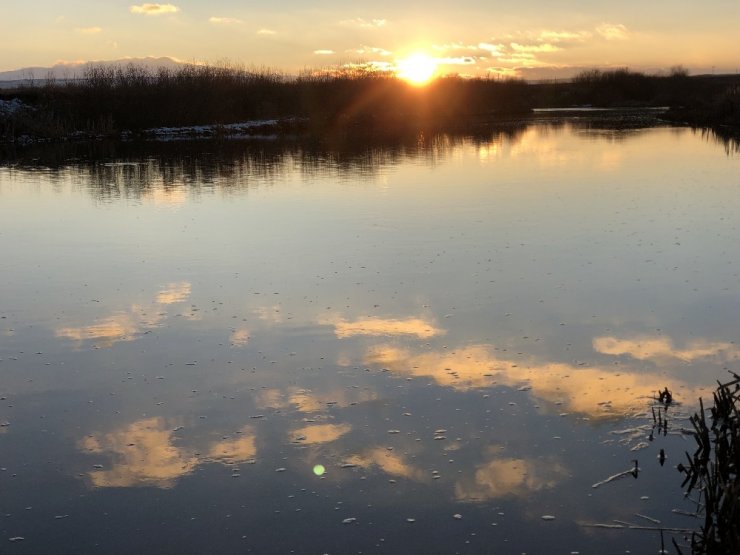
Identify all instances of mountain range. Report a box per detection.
[0,57,187,83]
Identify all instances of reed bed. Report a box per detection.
[678,373,740,553]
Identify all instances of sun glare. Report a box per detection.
[396,53,438,85]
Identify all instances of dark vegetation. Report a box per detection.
[678,374,740,554]
[0,64,529,142]
[1,63,739,144]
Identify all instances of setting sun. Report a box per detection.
[396,53,438,85]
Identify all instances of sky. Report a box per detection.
[2,1,740,79]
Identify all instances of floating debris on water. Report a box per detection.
[541,515,556,521]
[453,513,463,520]
[275,467,287,472]
[592,464,640,489]
[635,513,661,524]
[8,537,24,542]
[342,517,357,524]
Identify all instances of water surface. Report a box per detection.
[1,120,739,553]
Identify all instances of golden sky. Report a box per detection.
[2,2,739,78]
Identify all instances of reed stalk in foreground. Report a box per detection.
[678,372,740,553]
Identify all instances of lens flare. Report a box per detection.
[396,53,438,85]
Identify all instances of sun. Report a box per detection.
[396,53,438,86]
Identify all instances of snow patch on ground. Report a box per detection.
[0,98,25,117]
[142,119,289,141]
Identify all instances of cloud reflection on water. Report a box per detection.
[56,282,191,348]
[455,447,567,502]
[257,387,378,414]
[593,335,740,364]
[343,448,426,482]
[323,315,445,339]
[291,423,352,445]
[80,418,259,488]
[364,342,711,419]
[80,417,198,488]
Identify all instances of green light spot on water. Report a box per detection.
[313,464,325,476]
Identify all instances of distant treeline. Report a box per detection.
[0,64,529,140]
[530,67,740,129]
[1,63,739,142]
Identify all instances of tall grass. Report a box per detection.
[678,373,740,553]
[0,62,531,139]
[3,63,739,142]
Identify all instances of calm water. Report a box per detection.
[1,119,739,553]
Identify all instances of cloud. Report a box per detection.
[256,386,377,414]
[80,417,198,488]
[155,282,191,304]
[290,423,352,445]
[339,18,387,29]
[536,30,592,43]
[455,452,566,501]
[347,46,392,57]
[363,341,711,419]
[478,42,505,56]
[56,282,190,348]
[130,3,180,15]
[313,50,335,55]
[207,427,257,463]
[593,335,740,363]
[343,448,426,481]
[257,28,277,36]
[510,43,562,53]
[80,419,258,488]
[436,57,478,66]
[322,315,444,339]
[209,16,242,25]
[596,23,630,41]
[75,27,103,35]
[56,313,145,347]
[229,328,250,347]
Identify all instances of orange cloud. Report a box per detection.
[155,282,191,304]
[57,282,190,348]
[229,328,250,347]
[343,448,426,481]
[596,23,630,41]
[364,342,710,419]
[130,3,179,15]
[209,17,242,25]
[207,427,257,463]
[593,335,740,363]
[80,417,197,488]
[323,315,444,339]
[291,423,352,445]
[455,450,566,501]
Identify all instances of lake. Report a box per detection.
[1,115,739,553]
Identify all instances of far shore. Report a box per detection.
[1,65,738,145]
